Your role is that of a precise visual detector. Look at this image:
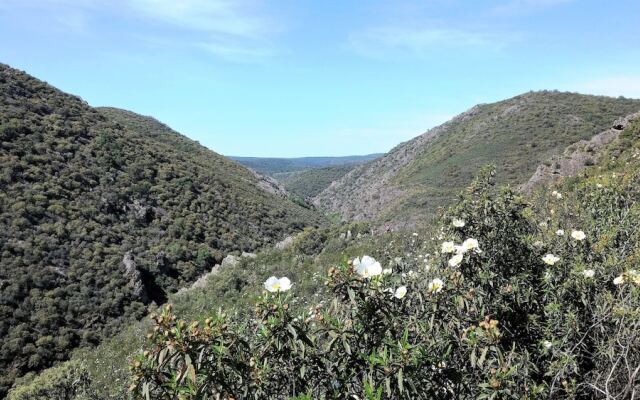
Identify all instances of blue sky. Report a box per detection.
[1,0,639,157]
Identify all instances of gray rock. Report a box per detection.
[123,251,147,302]
[275,236,294,250]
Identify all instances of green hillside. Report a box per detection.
[230,154,382,176]
[278,164,355,198]
[0,64,323,395]
[13,113,640,399]
[314,91,640,227]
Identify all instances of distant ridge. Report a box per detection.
[313,91,640,228]
[230,154,383,175]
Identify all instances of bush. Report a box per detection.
[131,168,640,399]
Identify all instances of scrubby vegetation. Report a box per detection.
[4,63,640,398]
[315,91,640,227]
[0,64,323,395]
[280,165,356,198]
[230,154,382,176]
[18,116,639,399]
[127,161,640,398]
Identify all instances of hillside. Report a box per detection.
[230,153,382,176]
[13,110,640,399]
[0,64,323,395]
[313,91,640,228]
[276,164,355,199]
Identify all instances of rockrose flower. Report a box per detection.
[556,229,565,236]
[542,254,560,265]
[571,230,586,241]
[452,218,465,228]
[441,241,456,253]
[613,275,624,285]
[582,269,595,278]
[428,278,444,293]
[394,286,407,299]
[462,238,481,253]
[551,190,562,199]
[264,276,292,293]
[448,253,463,267]
[353,256,382,278]
[382,268,392,275]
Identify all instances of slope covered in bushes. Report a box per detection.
[0,64,323,395]
[13,116,640,399]
[314,91,640,228]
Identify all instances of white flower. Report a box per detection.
[551,190,562,199]
[441,241,456,253]
[542,254,560,266]
[452,218,465,228]
[556,229,565,236]
[533,240,544,248]
[582,269,595,278]
[571,230,586,241]
[613,275,624,285]
[394,286,407,299]
[596,183,603,188]
[382,268,392,275]
[428,278,444,293]
[354,256,382,278]
[462,238,480,253]
[412,232,418,236]
[542,340,553,349]
[448,253,464,267]
[264,276,292,293]
[539,221,548,229]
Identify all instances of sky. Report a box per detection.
[1,0,639,157]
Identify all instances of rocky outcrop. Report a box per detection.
[123,251,148,302]
[522,112,640,192]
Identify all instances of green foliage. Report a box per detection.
[129,161,640,398]
[280,165,356,198]
[7,360,93,400]
[231,154,382,176]
[317,91,640,226]
[0,64,323,395]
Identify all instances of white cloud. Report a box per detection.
[572,76,640,99]
[492,0,574,15]
[126,0,273,39]
[1,0,279,63]
[349,26,511,59]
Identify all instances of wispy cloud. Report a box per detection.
[349,26,511,59]
[492,0,574,16]
[572,76,640,99]
[126,0,274,39]
[2,0,280,63]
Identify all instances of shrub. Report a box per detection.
[130,167,640,399]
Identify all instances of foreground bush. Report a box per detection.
[130,168,640,399]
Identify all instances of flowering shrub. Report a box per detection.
[130,167,640,399]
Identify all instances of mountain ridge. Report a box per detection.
[0,63,323,395]
[313,91,640,227]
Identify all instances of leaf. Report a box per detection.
[397,368,404,393]
[187,363,197,384]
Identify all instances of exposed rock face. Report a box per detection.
[177,252,257,294]
[522,112,640,191]
[275,236,294,250]
[123,252,148,302]
[245,167,290,197]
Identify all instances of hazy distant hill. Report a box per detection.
[230,154,383,176]
[313,91,640,227]
[0,64,323,395]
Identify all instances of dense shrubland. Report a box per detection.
[0,64,323,395]
[127,154,640,399]
[10,118,640,399]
